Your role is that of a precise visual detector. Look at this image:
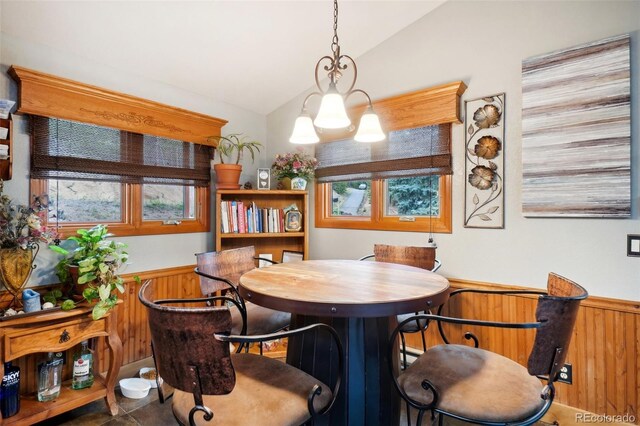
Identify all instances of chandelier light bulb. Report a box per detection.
[314,90,351,129]
[354,108,385,142]
[290,113,320,144]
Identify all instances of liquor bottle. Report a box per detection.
[0,361,20,418]
[72,340,94,390]
[37,352,63,402]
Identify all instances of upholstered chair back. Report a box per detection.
[139,280,236,396]
[527,273,588,376]
[373,244,436,271]
[195,246,257,296]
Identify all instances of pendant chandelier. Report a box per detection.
[289,0,385,144]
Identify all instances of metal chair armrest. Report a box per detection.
[254,256,279,265]
[432,259,442,272]
[194,267,239,290]
[436,288,547,343]
[194,267,245,309]
[215,323,343,419]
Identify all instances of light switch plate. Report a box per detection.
[627,235,640,257]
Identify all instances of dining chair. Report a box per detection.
[194,246,291,353]
[139,279,343,426]
[359,244,441,368]
[389,273,588,426]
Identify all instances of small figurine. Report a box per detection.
[243,181,253,190]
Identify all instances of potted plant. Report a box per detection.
[271,149,318,190]
[49,224,129,320]
[209,134,262,189]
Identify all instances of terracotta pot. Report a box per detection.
[214,164,242,189]
[68,265,95,301]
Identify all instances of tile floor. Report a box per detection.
[30,357,553,426]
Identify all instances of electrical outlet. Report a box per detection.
[628,234,640,257]
[557,363,572,384]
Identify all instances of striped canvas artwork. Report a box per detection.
[521,34,630,217]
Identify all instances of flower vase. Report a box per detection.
[0,245,38,303]
[290,177,307,190]
[279,177,292,190]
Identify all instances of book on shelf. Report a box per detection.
[219,200,292,234]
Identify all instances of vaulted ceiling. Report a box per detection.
[1,1,444,115]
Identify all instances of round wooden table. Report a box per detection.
[239,259,450,426]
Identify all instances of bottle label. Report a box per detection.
[73,356,90,377]
[2,370,19,387]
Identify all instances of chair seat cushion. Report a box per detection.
[397,312,428,333]
[172,353,332,426]
[230,302,290,335]
[398,344,545,423]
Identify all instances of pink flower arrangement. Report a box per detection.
[0,180,58,249]
[271,150,318,181]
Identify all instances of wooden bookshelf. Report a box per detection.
[215,190,308,263]
[0,116,13,181]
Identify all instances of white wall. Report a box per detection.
[0,33,269,285]
[267,1,640,301]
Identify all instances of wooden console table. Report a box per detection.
[0,304,122,425]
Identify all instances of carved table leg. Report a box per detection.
[104,310,123,416]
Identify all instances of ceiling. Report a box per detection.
[1,1,444,115]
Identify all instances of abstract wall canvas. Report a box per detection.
[464,93,505,228]
[522,34,630,217]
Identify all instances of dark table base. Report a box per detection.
[287,314,400,426]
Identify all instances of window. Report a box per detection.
[30,117,210,237]
[316,175,451,233]
[314,82,467,233]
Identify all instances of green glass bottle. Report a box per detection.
[71,340,94,390]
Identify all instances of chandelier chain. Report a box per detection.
[331,0,339,54]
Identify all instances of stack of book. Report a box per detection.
[220,200,287,234]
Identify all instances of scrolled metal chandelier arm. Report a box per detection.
[289,0,385,144]
[345,88,373,108]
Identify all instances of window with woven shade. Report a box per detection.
[30,116,212,236]
[15,67,226,237]
[315,82,466,233]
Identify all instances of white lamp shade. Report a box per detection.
[314,93,351,129]
[354,111,385,142]
[289,115,320,144]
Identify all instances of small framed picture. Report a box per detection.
[284,210,302,232]
[257,168,270,190]
[282,250,304,263]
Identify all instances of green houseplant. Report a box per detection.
[209,134,262,189]
[50,224,129,320]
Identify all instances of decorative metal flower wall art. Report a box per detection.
[464,93,505,229]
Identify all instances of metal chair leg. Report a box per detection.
[420,328,427,352]
[405,400,412,426]
[416,409,425,426]
[400,331,408,370]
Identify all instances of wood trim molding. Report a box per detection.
[120,264,195,282]
[447,277,640,314]
[8,66,227,146]
[319,80,467,142]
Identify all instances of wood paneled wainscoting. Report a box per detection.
[404,278,639,424]
[3,269,637,423]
